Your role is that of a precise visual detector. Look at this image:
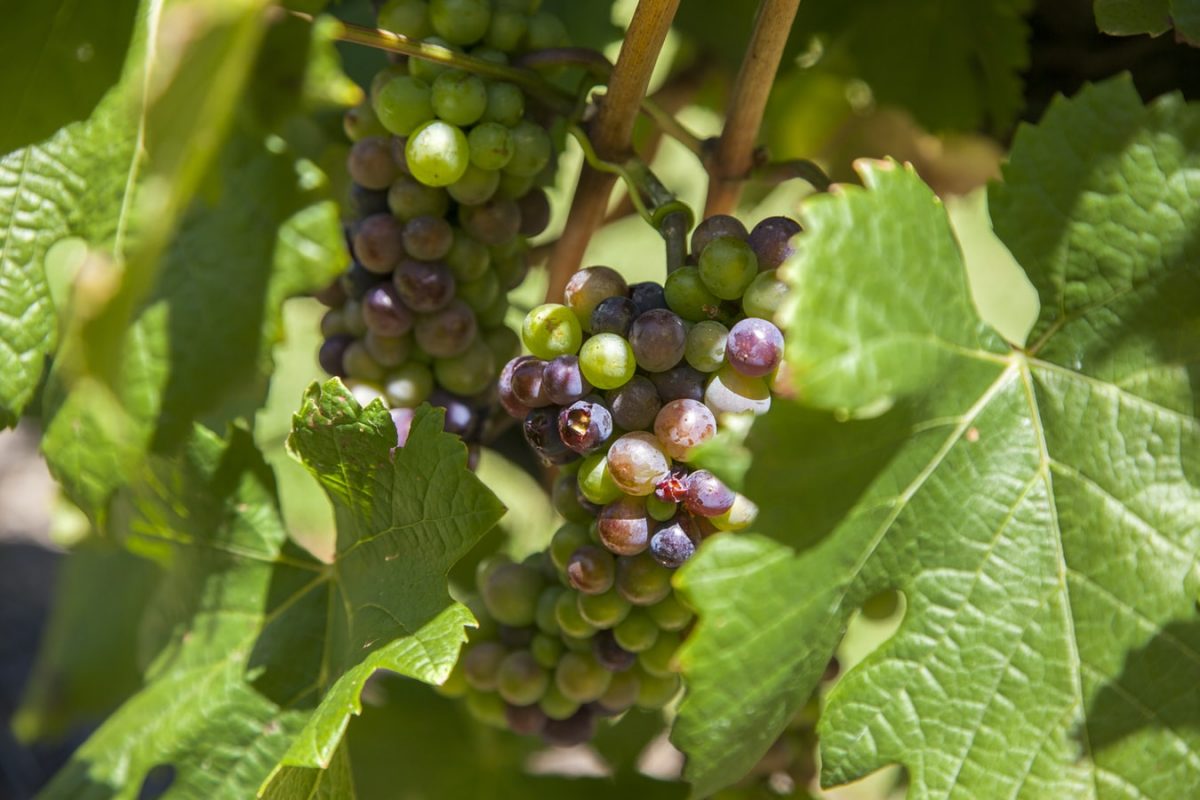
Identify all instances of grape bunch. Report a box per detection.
[313,0,568,457]
[441,213,800,744]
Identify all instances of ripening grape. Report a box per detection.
[597,669,640,713]
[592,629,637,672]
[664,265,720,322]
[691,213,748,254]
[542,355,591,405]
[402,214,454,261]
[347,137,398,190]
[509,357,550,407]
[434,338,495,395]
[629,309,687,373]
[414,300,477,358]
[343,340,385,382]
[555,652,612,703]
[542,705,597,747]
[385,362,434,408]
[362,283,414,337]
[504,703,547,736]
[463,641,507,691]
[616,552,673,606]
[649,522,696,568]
[577,589,632,629]
[517,190,551,237]
[613,610,659,653]
[319,335,353,377]
[497,651,549,706]
[554,591,597,639]
[364,331,412,368]
[481,561,542,627]
[685,320,728,372]
[704,363,772,416]
[606,432,671,496]
[564,267,628,332]
[685,470,736,517]
[654,399,717,460]
[638,631,683,678]
[576,453,624,505]
[597,495,652,556]
[649,364,705,403]
[699,236,758,300]
[726,317,784,377]
[522,304,583,360]
[605,375,661,431]
[354,214,405,273]
[566,544,616,595]
[459,197,521,244]
[447,164,500,205]
[394,259,456,312]
[590,295,637,336]
[748,215,801,269]
[742,270,788,319]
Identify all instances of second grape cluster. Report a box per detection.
[446,213,799,744]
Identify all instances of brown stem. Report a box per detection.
[704,0,802,216]
[545,0,681,302]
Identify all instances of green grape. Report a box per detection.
[579,333,637,390]
[373,75,434,136]
[432,70,487,126]
[531,633,564,669]
[468,121,515,170]
[534,588,562,637]
[576,453,623,505]
[477,293,510,327]
[522,303,582,359]
[550,523,590,573]
[409,36,459,83]
[742,269,788,320]
[458,270,501,312]
[482,562,543,626]
[613,609,659,653]
[539,683,581,721]
[616,552,673,606]
[434,338,495,395]
[343,299,368,337]
[343,101,388,141]
[483,325,521,364]
[554,590,597,639]
[555,652,612,704]
[504,120,552,177]
[561,633,593,653]
[364,331,411,368]
[482,81,525,126]
[434,657,468,697]
[698,236,758,300]
[645,494,677,522]
[485,8,528,51]
[577,587,631,629]
[344,340,385,382]
[647,592,693,631]
[447,163,500,205]
[370,64,409,105]
[553,473,593,523]
[430,0,492,45]
[475,553,511,589]
[387,176,450,221]
[378,0,433,38]
[406,120,470,186]
[384,362,434,408]
[466,688,508,728]
[525,11,568,49]
[638,631,682,677]
[445,229,490,281]
[664,265,721,322]
[685,320,729,372]
[463,640,506,690]
[635,670,681,709]
[597,670,640,714]
[711,492,758,531]
[492,251,528,292]
[495,170,535,199]
[497,650,549,705]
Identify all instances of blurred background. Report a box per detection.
[3,0,1199,797]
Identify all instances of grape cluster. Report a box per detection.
[442,214,800,744]
[313,0,567,456]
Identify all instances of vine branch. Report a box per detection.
[704,0,802,216]
[545,0,681,302]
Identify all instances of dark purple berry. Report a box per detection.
[557,401,613,454]
[629,281,667,314]
[684,470,735,517]
[319,335,353,377]
[542,355,591,406]
[649,522,696,568]
[593,630,637,672]
[590,296,638,337]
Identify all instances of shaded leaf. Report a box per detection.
[1095,0,1200,44]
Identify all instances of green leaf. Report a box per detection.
[1095,0,1200,42]
[44,383,502,798]
[673,79,1200,798]
[0,0,139,155]
[261,379,505,793]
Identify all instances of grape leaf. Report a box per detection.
[1095,0,1200,44]
[43,384,502,799]
[0,0,139,156]
[0,0,274,431]
[673,79,1200,798]
[39,10,348,521]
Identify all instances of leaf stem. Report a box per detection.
[703,0,802,216]
[545,0,682,302]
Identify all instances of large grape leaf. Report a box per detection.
[0,0,139,155]
[1094,0,1200,44]
[0,0,272,430]
[673,78,1200,798]
[42,384,502,799]
[39,11,349,521]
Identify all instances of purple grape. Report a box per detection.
[393,259,456,312]
[593,630,637,672]
[605,375,661,431]
[318,335,353,377]
[523,406,577,466]
[314,278,347,308]
[597,496,651,556]
[499,356,534,419]
[748,216,801,270]
[460,197,521,245]
[340,261,387,301]
[353,213,405,274]
[347,136,398,190]
[361,283,414,337]
[567,544,616,595]
[517,189,550,237]
[349,184,390,218]
[558,400,613,454]
[413,300,477,358]
[629,309,686,373]
[590,296,637,337]
[430,390,480,438]
[390,407,416,447]
[542,355,591,405]
[505,703,548,736]
[654,398,717,460]
[726,318,784,377]
[542,705,596,747]
[649,364,705,403]
[690,214,748,256]
[628,281,667,314]
[649,522,696,568]
[511,357,551,407]
[684,470,735,517]
[402,215,454,261]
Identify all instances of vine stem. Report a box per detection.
[703,0,802,216]
[545,0,681,302]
